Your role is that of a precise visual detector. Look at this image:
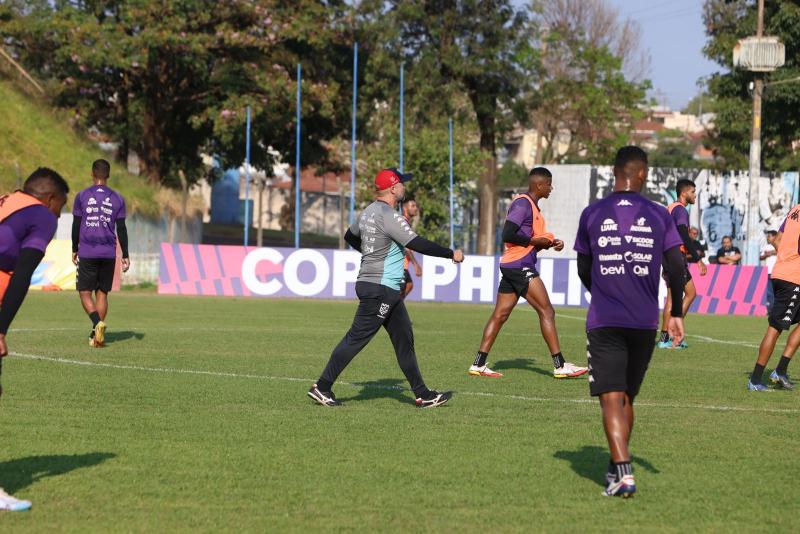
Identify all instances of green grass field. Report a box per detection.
[1,292,798,532]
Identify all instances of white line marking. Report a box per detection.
[10,352,799,415]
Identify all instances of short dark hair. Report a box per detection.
[676,179,696,197]
[529,166,552,179]
[92,159,111,179]
[767,230,778,237]
[722,235,732,242]
[23,167,69,198]
[614,146,648,169]
[404,196,416,204]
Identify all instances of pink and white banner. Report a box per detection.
[158,243,769,316]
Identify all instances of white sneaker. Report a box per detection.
[553,362,588,378]
[468,364,503,378]
[0,488,32,512]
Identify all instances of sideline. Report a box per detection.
[11,352,798,415]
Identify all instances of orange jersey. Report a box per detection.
[772,203,800,285]
[500,194,554,265]
[0,191,43,223]
[0,192,46,299]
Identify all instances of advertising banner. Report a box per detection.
[159,244,768,316]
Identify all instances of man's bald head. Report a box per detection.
[612,146,648,191]
[23,167,69,200]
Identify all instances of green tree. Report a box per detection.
[703,0,800,171]
[362,113,483,245]
[365,0,532,255]
[529,0,650,165]
[0,0,352,189]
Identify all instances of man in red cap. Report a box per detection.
[308,168,464,408]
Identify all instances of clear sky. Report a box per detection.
[606,0,720,110]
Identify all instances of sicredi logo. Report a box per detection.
[624,235,654,248]
[600,264,625,275]
[597,236,622,248]
[624,251,653,263]
[600,218,618,232]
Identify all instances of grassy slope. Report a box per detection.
[0,80,157,216]
[0,293,798,532]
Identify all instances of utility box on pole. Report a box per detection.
[733,37,785,72]
[733,0,784,265]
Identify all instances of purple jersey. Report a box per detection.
[669,203,690,228]
[0,205,57,272]
[73,185,126,259]
[574,192,682,331]
[501,196,538,268]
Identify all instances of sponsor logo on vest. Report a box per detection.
[600,218,618,232]
[624,235,654,248]
[633,265,650,276]
[617,199,633,206]
[598,236,622,248]
[598,253,623,261]
[629,217,652,233]
[600,264,625,276]
[624,251,653,263]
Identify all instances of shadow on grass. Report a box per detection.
[493,358,553,378]
[104,331,145,344]
[339,378,416,406]
[554,446,660,487]
[0,452,116,493]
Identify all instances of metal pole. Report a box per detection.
[244,106,251,247]
[350,43,358,225]
[295,64,302,249]
[399,62,404,172]
[449,119,454,249]
[746,0,765,265]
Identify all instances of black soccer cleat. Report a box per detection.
[415,390,453,408]
[307,384,342,406]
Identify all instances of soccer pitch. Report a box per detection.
[1,292,797,531]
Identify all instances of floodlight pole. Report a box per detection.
[244,106,251,247]
[449,119,454,249]
[746,0,765,265]
[399,62,405,172]
[350,43,358,225]
[295,64,302,249]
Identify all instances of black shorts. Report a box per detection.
[403,269,412,285]
[498,266,539,297]
[76,258,116,293]
[768,279,800,331]
[586,327,656,398]
[662,257,692,287]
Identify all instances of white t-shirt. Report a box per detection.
[761,243,777,274]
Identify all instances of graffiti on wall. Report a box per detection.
[590,167,799,256]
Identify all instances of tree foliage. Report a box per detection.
[703,0,800,171]
[0,0,352,188]
[528,0,650,165]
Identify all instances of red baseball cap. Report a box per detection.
[374,168,413,190]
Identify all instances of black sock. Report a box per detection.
[552,352,565,369]
[776,356,792,375]
[606,460,615,480]
[615,461,633,482]
[316,378,333,392]
[89,311,101,327]
[751,363,765,383]
[658,330,669,343]
[473,351,488,367]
